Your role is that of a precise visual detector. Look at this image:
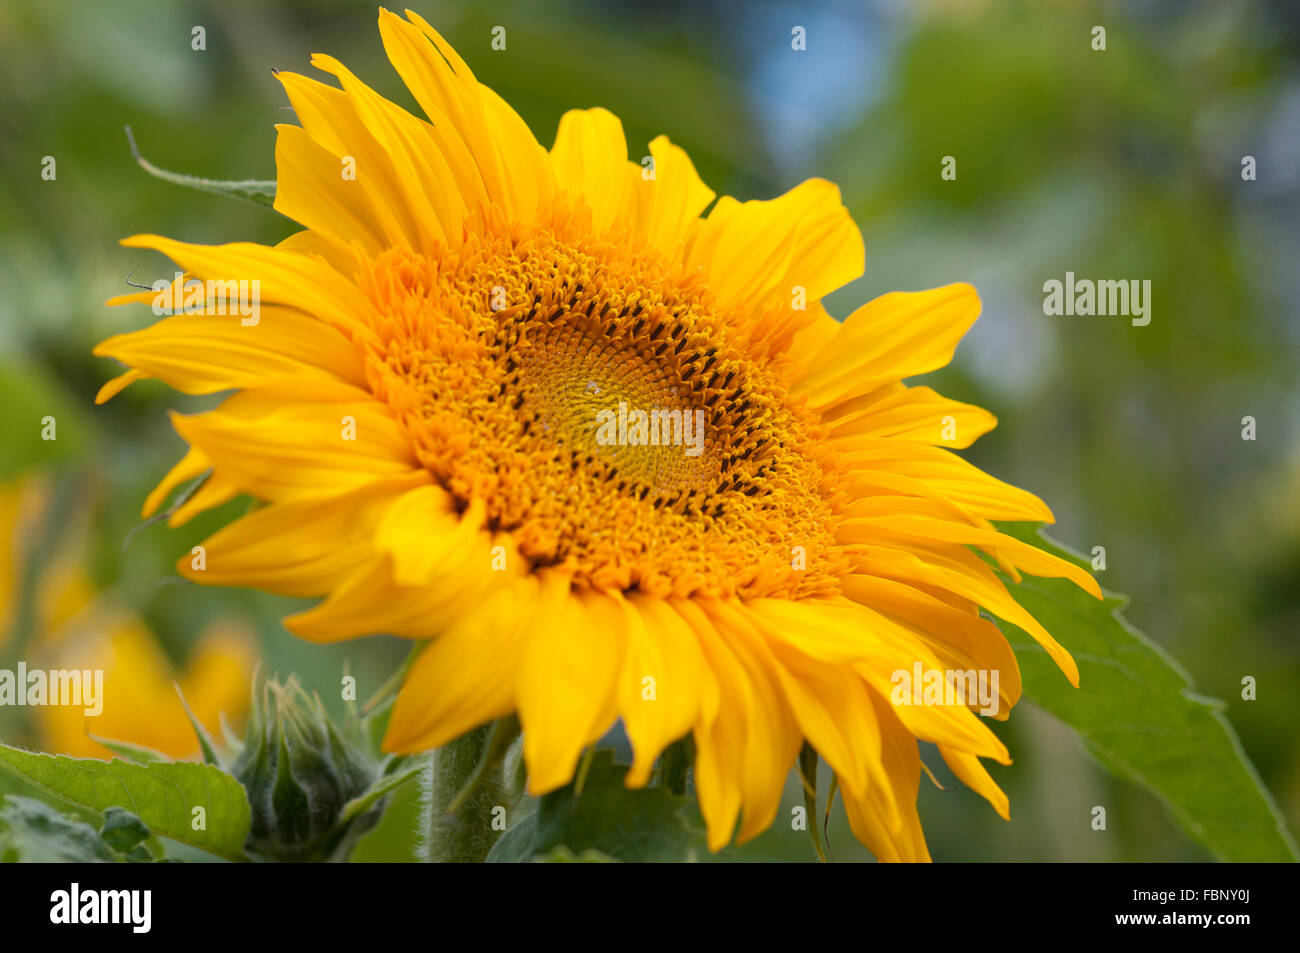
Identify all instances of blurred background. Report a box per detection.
[0,0,1296,861]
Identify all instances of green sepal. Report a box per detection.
[125,126,276,208]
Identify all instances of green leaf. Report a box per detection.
[125,126,276,208]
[98,807,152,855]
[0,796,118,862]
[997,524,1299,862]
[89,736,170,765]
[488,749,705,862]
[174,683,222,766]
[0,743,251,862]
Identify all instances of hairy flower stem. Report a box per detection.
[422,724,509,862]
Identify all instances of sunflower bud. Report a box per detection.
[232,676,378,862]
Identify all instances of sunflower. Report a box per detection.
[95,8,1099,860]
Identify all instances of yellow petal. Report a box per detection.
[274,70,425,250]
[272,123,389,255]
[939,745,1010,820]
[284,527,510,643]
[119,235,377,341]
[781,303,840,384]
[763,636,880,800]
[94,304,366,397]
[840,693,931,862]
[633,135,715,255]
[838,513,1101,598]
[550,107,631,235]
[794,283,980,407]
[517,574,625,794]
[94,368,152,404]
[676,600,748,850]
[276,229,361,279]
[843,573,1021,719]
[168,476,238,527]
[384,574,540,753]
[377,9,527,218]
[479,84,555,224]
[851,541,1082,687]
[615,594,707,787]
[373,486,483,587]
[746,596,1010,762]
[841,441,1056,523]
[170,384,418,503]
[690,178,863,315]
[694,599,802,844]
[142,446,210,519]
[179,481,408,597]
[310,53,472,247]
[826,384,997,449]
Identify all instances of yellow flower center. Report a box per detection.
[359,210,847,599]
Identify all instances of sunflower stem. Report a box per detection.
[421,724,508,862]
[445,715,520,815]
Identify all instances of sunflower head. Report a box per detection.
[95,8,1099,861]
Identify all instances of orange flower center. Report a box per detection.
[358,210,846,600]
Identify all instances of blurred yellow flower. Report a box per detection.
[0,477,94,643]
[1,476,255,760]
[38,613,255,760]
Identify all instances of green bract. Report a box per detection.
[233,677,380,862]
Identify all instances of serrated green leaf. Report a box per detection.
[0,796,118,863]
[487,749,704,863]
[0,743,251,862]
[997,523,1299,862]
[125,126,276,208]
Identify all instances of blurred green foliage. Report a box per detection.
[0,0,1296,861]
